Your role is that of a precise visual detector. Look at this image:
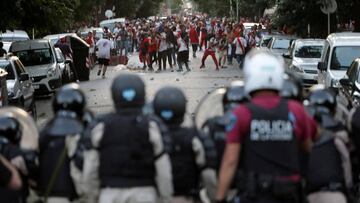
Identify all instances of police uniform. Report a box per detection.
[306,87,352,203]
[216,50,315,203]
[37,83,87,203]
[0,108,39,203]
[82,74,173,203]
[153,86,217,203]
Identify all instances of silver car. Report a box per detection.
[284,39,325,88]
[267,35,298,56]
[0,55,36,118]
[9,39,63,94]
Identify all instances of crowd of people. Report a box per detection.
[81,15,271,76]
[0,49,360,203]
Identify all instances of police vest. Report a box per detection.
[169,127,199,196]
[204,117,226,172]
[38,133,77,199]
[241,99,300,176]
[307,131,344,193]
[99,112,155,188]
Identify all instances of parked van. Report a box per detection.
[317,33,360,88]
[99,18,126,32]
[9,39,63,94]
[0,30,30,52]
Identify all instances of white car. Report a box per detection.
[0,30,30,52]
[284,39,325,88]
[317,33,360,89]
[9,39,63,94]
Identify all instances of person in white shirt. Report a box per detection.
[232,33,247,69]
[176,33,190,72]
[96,35,114,78]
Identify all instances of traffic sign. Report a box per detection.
[319,0,337,14]
[105,10,113,19]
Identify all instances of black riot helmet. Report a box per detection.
[82,108,95,127]
[111,74,145,109]
[281,72,303,101]
[222,81,248,112]
[306,85,337,128]
[52,83,86,118]
[153,86,187,126]
[0,116,22,145]
[308,85,336,114]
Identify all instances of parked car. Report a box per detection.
[283,39,325,88]
[317,33,360,89]
[100,18,126,31]
[0,30,30,52]
[258,34,281,48]
[54,47,75,83]
[80,27,104,40]
[9,39,63,94]
[337,57,360,110]
[0,55,36,118]
[267,35,298,56]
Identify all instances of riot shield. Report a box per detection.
[194,87,227,131]
[0,107,39,150]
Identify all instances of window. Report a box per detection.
[0,61,15,80]
[294,45,323,58]
[55,49,65,63]
[330,46,360,70]
[14,60,25,77]
[14,48,53,66]
[272,39,291,49]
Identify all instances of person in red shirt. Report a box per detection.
[216,50,315,203]
[199,23,208,51]
[85,31,95,67]
[189,24,199,58]
[148,32,158,71]
[199,36,219,70]
[139,33,150,71]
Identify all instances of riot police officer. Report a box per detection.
[281,72,303,101]
[153,86,217,203]
[202,81,248,172]
[82,74,173,203]
[216,50,315,203]
[37,83,86,203]
[0,107,39,202]
[306,86,352,203]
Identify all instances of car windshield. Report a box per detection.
[0,37,28,42]
[331,46,360,70]
[14,48,53,66]
[0,61,15,79]
[261,37,272,47]
[294,45,323,58]
[272,39,291,49]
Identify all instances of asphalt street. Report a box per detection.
[35,50,243,128]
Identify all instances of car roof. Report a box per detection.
[294,39,325,46]
[272,35,298,40]
[43,33,77,40]
[100,18,126,25]
[10,39,51,52]
[327,32,360,46]
[0,30,30,41]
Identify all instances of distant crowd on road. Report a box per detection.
[80,15,283,77]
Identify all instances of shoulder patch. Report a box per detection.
[225,113,238,132]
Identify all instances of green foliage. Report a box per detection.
[273,0,360,37]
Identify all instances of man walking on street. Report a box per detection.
[233,33,247,69]
[96,35,113,79]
